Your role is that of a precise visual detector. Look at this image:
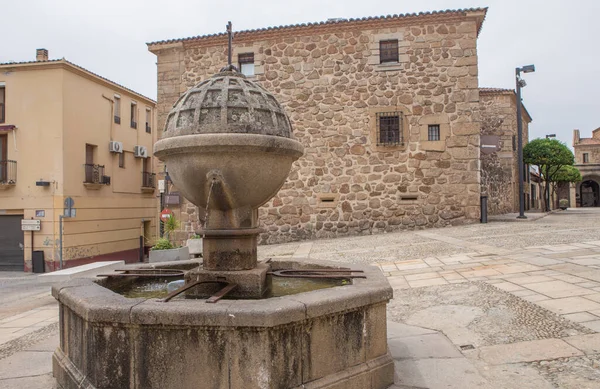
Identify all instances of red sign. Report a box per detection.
[160,209,173,222]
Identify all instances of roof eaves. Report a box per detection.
[0,59,156,104]
[147,7,488,47]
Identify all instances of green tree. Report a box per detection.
[523,138,575,211]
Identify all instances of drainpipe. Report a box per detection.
[101,95,114,141]
[59,215,64,270]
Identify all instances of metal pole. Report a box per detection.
[516,68,527,219]
[59,215,64,269]
[227,21,233,66]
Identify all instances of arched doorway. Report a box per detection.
[580,180,600,207]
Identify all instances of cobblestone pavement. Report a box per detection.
[2,208,600,388]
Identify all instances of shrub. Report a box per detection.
[559,199,569,209]
[152,238,174,251]
[191,234,203,239]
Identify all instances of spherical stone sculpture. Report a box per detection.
[154,69,304,295]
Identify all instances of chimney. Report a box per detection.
[36,48,49,62]
[573,129,580,145]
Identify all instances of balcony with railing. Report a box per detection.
[145,122,151,134]
[142,172,156,193]
[131,120,137,129]
[0,103,5,123]
[84,164,109,189]
[114,115,121,124]
[0,160,16,188]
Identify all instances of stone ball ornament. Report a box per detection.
[154,70,304,228]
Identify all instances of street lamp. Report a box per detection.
[516,64,535,219]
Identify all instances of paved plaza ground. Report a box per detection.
[1,208,600,388]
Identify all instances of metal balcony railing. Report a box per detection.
[145,123,151,133]
[114,115,121,124]
[131,120,137,129]
[142,172,156,188]
[0,103,5,123]
[84,164,107,184]
[0,160,16,184]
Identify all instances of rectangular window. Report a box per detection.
[238,53,255,77]
[0,85,5,123]
[119,152,125,168]
[130,102,137,129]
[114,95,121,124]
[145,108,151,133]
[512,135,516,152]
[428,125,441,141]
[379,40,399,64]
[377,112,402,146]
[583,153,589,163]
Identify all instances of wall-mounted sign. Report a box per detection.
[160,208,173,222]
[21,219,41,231]
[165,193,181,206]
[35,210,45,217]
[480,135,500,155]
[158,179,166,193]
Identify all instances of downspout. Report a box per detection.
[101,95,114,141]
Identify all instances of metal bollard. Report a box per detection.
[480,195,488,223]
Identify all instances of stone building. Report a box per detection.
[0,49,158,271]
[573,128,600,207]
[479,88,532,215]
[148,8,489,244]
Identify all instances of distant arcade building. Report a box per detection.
[573,128,600,207]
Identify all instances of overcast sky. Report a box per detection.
[2,0,599,148]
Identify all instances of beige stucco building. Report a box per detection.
[149,8,491,244]
[573,128,600,207]
[0,49,158,271]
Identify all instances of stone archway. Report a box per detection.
[578,179,600,207]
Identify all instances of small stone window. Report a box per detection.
[512,135,516,152]
[376,112,402,146]
[583,153,589,163]
[428,125,440,141]
[238,53,255,77]
[379,40,399,64]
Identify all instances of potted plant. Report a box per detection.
[149,214,190,263]
[559,198,569,210]
[186,234,203,258]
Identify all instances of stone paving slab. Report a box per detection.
[536,297,600,315]
[478,338,583,365]
[394,358,493,389]
[563,333,600,355]
[389,333,463,359]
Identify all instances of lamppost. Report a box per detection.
[516,64,535,219]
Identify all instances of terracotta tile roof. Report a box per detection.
[0,59,155,103]
[147,8,488,47]
[579,138,600,145]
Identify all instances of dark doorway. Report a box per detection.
[581,180,600,207]
[0,215,24,271]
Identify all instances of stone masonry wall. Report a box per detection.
[153,17,483,244]
[479,92,530,215]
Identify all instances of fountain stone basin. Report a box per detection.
[52,259,394,389]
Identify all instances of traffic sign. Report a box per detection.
[160,209,173,222]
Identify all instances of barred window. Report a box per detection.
[379,40,399,64]
[238,53,255,77]
[377,112,402,146]
[428,125,440,141]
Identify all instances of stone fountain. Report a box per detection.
[52,33,394,389]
